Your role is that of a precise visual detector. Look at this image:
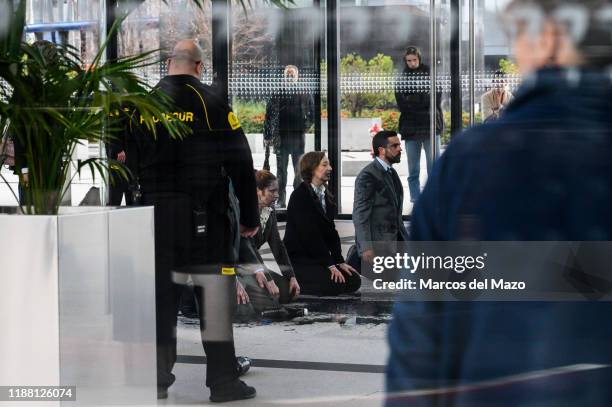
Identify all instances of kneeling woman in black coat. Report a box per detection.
[283,151,361,296]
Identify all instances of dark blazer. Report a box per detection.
[283,182,344,268]
[353,159,409,255]
[239,209,295,278]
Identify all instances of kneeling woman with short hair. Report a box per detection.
[237,170,301,312]
[283,151,361,296]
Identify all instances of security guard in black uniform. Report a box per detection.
[134,40,259,402]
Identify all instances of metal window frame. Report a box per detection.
[212,0,232,103]
[326,0,341,217]
[450,0,462,136]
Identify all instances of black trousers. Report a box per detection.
[276,136,304,207]
[108,176,132,206]
[293,261,362,296]
[143,192,238,390]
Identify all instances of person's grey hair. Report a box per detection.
[505,0,612,68]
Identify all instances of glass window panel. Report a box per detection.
[230,1,322,209]
[119,0,213,85]
[338,0,448,214]
[25,0,102,65]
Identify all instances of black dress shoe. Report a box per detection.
[209,380,256,403]
[157,387,168,399]
[236,356,251,376]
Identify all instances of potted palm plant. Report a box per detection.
[0,0,187,214]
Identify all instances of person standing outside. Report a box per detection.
[481,70,514,122]
[395,46,443,203]
[263,65,314,207]
[352,131,409,268]
[134,39,259,403]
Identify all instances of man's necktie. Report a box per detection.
[388,167,402,206]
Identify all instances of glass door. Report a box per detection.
[336,0,450,215]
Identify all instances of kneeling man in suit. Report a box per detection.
[352,131,409,270]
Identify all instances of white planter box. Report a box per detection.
[0,206,157,406]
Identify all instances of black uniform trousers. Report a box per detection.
[143,191,239,390]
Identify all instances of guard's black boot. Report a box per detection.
[157,387,168,400]
[209,380,256,403]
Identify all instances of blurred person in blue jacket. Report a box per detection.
[386,1,612,406]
